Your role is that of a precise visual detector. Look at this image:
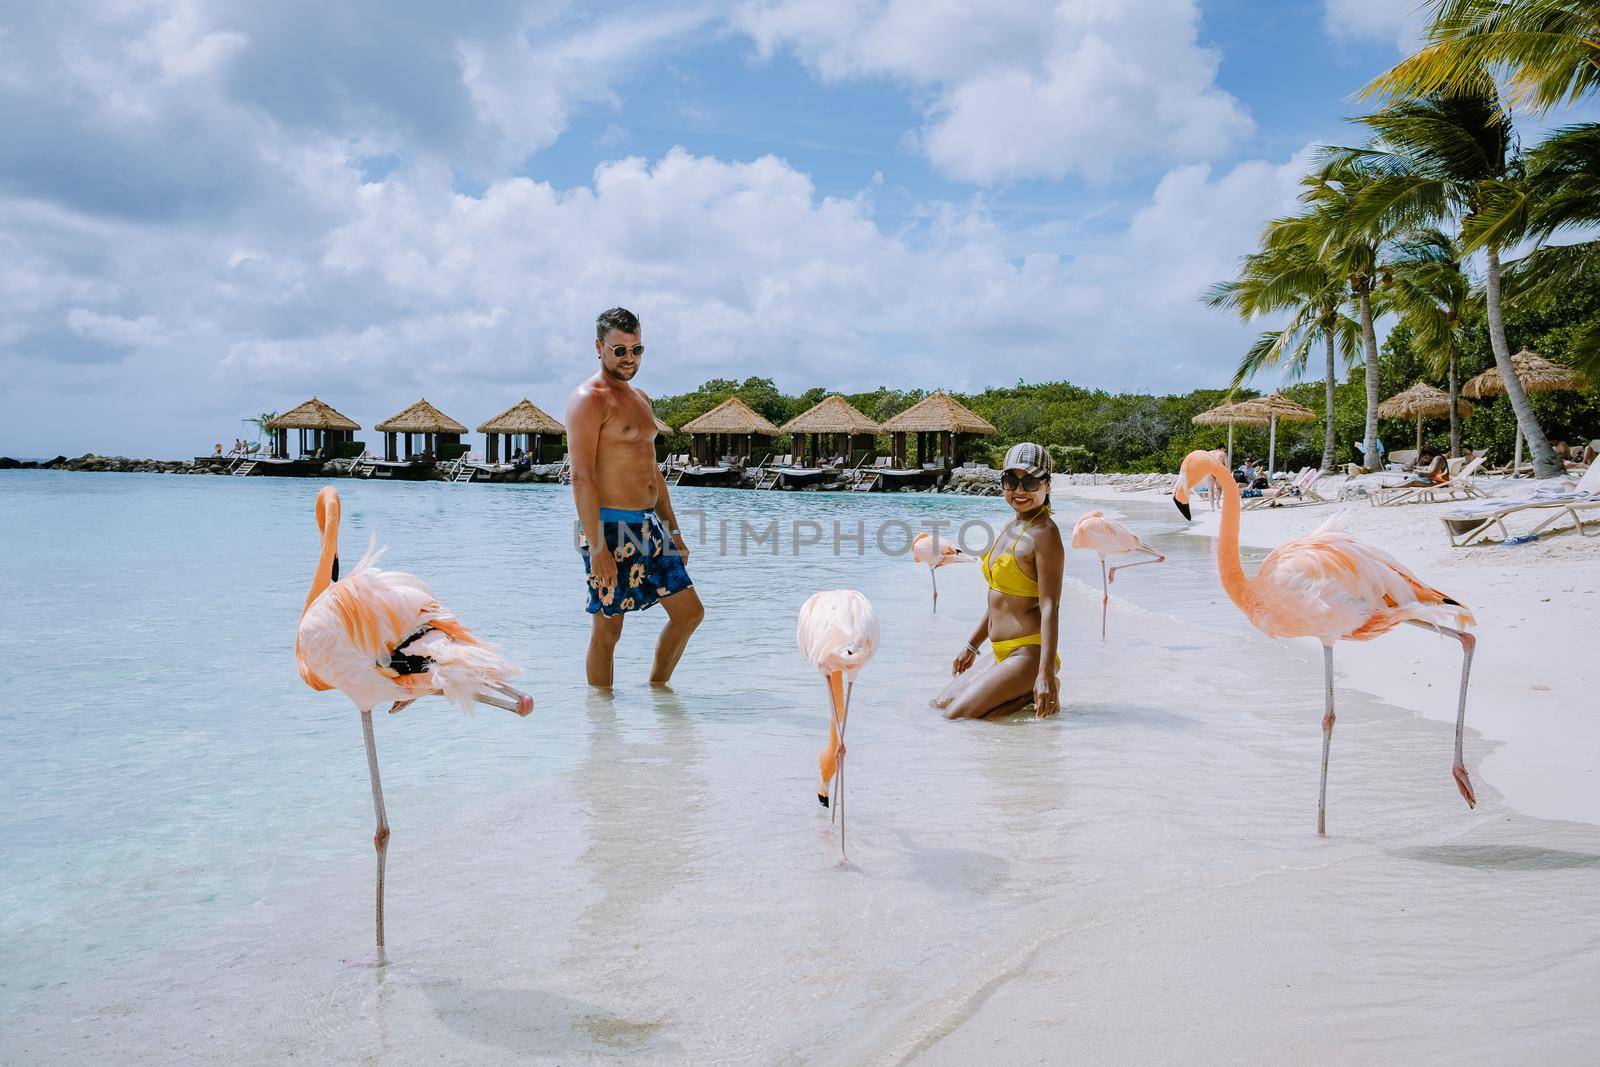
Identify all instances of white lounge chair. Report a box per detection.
[1245,467,1329,509]
[1440,465,1600,547]
[1371,455,1488,508]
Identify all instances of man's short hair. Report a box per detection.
[596,307,640,339]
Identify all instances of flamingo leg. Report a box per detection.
[835,681,853,864]
[930,567,938,614]
[819,671,845,808]
[1409,622,1477,809]
[476,682,535,716]
[1319,644,1335,837]
[1099,560,1108,640]
[360,708,390,953]
[1107,547,1165,582]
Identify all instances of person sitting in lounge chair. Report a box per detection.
[1391,448,1446,488]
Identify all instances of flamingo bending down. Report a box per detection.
[911,532,974,613]
[797,590,879,863]
[1069,511,1165,639]
[296,486,534,951]
[1172,451,1477,835]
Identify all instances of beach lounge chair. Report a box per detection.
[1371,455,1487,508]
[1245,467,1328,509]
[1440,465,1600,547]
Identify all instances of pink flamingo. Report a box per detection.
[911,531,974,613]
[797,590,879,863]
[1069,511,1165,639]
[1172,451,1476,835]
[296,486,534,951]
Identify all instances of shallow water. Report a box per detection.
[2,472,1597,1063]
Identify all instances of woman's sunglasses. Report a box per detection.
[1001,471,1045,491]
[604,344,645,359]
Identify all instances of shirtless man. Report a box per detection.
[566,307,704,687]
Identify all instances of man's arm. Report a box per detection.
[566,384,616,601]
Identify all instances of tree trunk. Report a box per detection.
[1358,286,1380,469]
[1322,327,1338,472]
[1484,246,1560,477]
[1447,347,1461,459]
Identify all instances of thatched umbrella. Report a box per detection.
[1191,400,1270,468]
[1233,393,1318,477]
[1463,349,1588,475]
[878,392,996,469]
[779,395,883,466]
[477,399,565,464]
[679,396,781,465]
[1378,382,1473,456]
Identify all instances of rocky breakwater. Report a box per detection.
[940,466,1002,496]
[507,462,566,483]
[1,454,210,474]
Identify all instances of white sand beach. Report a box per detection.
[857,471,1600,1066]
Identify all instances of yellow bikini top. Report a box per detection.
[981,507,1050,598]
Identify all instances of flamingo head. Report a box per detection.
[315,485,341,533]
[1173,450,1225,521]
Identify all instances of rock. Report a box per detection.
[0,457,20,469]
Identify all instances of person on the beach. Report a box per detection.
[931,443,1063,720]
[1393,448,1446,487]
[566,307,703,688]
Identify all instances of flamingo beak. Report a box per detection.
[1173,496,1191,521]
[331,554,340,582]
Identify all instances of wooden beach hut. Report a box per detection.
[1379,382,1472,456]
[264,398,360,461]
[477,399,566,465]
[779,395,883,468]
[375,399,468,463]
[1463,349,1588,475]
[879,392,996,474]
[680,397,780,466]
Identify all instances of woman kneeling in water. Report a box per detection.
[932,443,1063,719]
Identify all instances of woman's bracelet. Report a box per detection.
[964,642,980,657]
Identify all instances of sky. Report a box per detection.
[0,0,1437,457]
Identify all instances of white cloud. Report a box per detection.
[2,143,1322,456]
[734,0,1254,183]
[1322,0,1429,52]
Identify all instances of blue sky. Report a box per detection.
[0,1,1445,456]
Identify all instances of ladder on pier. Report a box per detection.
[557,457,572,485]
[353,460,377,478]
[756,468,782,489]
[232,460,257,477]
[850,471,877,492]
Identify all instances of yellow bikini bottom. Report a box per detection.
[990,633,1062,670]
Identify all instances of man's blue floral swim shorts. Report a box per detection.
[579,507,693,617]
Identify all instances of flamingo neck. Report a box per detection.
[303,506,339,617]
[1211,459,1251,611]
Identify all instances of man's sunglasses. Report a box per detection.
[604,344,645,359]
[1001,471,1045,491]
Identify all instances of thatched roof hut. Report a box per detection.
[268,398,360,432]
[477,399,565,464]
[653,414,675,437]
[262,397,360,459]
[375,399,467,461]
[780,395,883,466]
[878,392,995,470]
[680,397,781,464]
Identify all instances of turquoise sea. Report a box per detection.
[2,471,1597,1063]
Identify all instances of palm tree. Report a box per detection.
[1272,157,1394,469]
[1331,85,1564,476]
[1362,1,1600,113]
[1205,230,1360,471]
[1382,229,1476,456]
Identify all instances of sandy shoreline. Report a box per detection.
[1054,471,1599,827]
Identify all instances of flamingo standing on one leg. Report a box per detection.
[296,486,534,953]
[1069,511,1164,639]
[911,532,974,613]
[797,590,879,863]
[1171,450,1477,835]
